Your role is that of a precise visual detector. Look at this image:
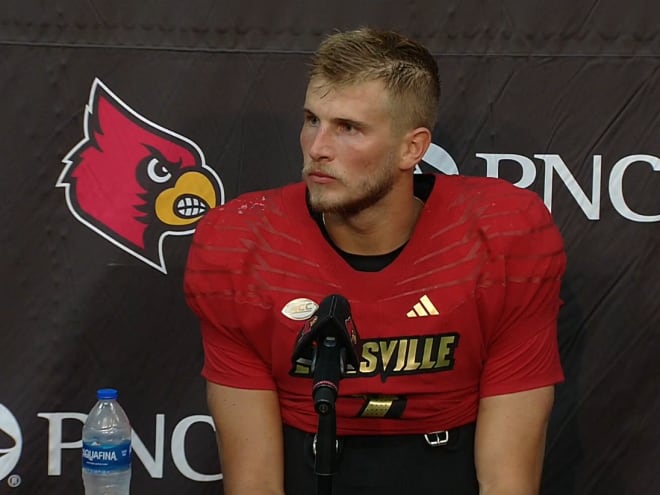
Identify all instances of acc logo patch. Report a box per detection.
[57,78,224,274]
[281,298,319,321]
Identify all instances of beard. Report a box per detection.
[303,155,397,216]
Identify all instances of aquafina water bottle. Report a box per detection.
[82,388,132,495]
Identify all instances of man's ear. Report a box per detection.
[400,127,432,172]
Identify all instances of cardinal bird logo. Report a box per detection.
[57,79,224,273]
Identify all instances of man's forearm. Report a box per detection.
[479,481,539,495]
[223,485,284,495]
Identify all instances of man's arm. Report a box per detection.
[474,386,555,495]
[207,381,285,495]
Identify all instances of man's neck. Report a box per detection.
[322,194,425,256]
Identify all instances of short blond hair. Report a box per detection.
[309,27,440,132]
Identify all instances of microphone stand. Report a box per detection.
[290,294,361,495]
[312,336,343,495]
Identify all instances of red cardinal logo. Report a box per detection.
[57,79,223,273]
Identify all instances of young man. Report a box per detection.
[185,28,566,495]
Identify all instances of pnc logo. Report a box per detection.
[0,404,22,481]
[419,144,660,223]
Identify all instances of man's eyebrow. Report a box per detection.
[332,117,364,128]
[305,111,363,125]
[302,108,368,129]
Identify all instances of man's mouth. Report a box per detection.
[305,168,336,183]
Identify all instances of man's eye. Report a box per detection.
[305,115,319,125]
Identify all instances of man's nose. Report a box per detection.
[308,126,333,162]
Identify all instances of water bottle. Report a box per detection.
[82,388,132,495]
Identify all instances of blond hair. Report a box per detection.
[309,27,440,132]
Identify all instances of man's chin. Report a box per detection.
[308,199,340,214]
[312,202,369,217]
[308,200,332,214]
[307,190,373,215]
[306,189,337,213]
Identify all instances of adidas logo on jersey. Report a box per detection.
[406,295,439,318]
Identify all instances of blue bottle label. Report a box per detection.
[82,440,131,472]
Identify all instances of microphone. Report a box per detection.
[291,294,361,414]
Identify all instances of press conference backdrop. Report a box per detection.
[0,1,658,494]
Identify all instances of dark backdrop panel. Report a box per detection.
[3,0,659,55]
[0,2,658,494]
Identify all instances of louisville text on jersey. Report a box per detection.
[291,332,460,382]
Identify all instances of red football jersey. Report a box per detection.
[184,174,565,435]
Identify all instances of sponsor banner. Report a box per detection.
[0,3,658,495]
[0,403,221,492]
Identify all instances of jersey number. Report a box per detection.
[357,395,407,418]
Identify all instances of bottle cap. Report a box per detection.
[97,388,119,400]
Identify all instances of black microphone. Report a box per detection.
[291,294,361,414]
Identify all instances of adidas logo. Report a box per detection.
[406,295,439,318]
